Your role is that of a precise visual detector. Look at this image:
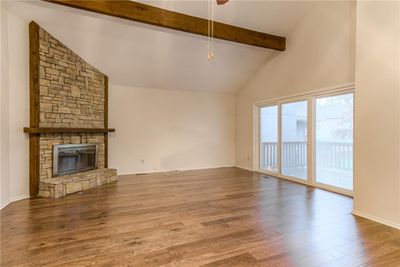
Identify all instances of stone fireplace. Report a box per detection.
[53,143,98,176]
[24,21,117,198]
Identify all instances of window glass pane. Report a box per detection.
[260,105,278,172]
[281,101,308,180]
[315,93,353,190]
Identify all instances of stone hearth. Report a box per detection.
[39,168,117,198]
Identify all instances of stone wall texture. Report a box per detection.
[38,169,117,198]
[38,28,105,128]
[35,25,114,198]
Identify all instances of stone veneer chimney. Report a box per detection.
[26,22,117,198]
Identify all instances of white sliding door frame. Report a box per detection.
[254,83,354,197]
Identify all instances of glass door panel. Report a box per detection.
[260,105,278,172]
[281,101,308,180]
[315,93,353,190]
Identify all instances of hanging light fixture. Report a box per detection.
[208,0,229,60]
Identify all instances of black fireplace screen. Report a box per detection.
[53,144,98,176]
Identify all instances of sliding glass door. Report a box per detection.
[315,93,353,190]
[259,100,308,180]
[258,89,354,194]
[260,105,278,173]
[281,101,308,180]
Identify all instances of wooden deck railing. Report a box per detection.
[315,141,353,170]
[261,142,278,169]
[261,141,353,170]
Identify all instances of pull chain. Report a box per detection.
[208,0,214,60]
[208,0,211,60]
[211,0,214,59]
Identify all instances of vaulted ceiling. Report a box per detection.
[5,1,312,94]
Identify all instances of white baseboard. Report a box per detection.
[1,194,30,210]
[352,209,400,230]
[0,201,10,210]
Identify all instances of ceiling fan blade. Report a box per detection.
[216,0,229,5]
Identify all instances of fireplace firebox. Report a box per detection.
[53,144,98,177]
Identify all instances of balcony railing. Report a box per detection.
[261,141,353,170]
[316,141,353,170]
[282,141,307,168]
[261,142,278,169]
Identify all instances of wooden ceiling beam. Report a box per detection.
[42,0,286,51]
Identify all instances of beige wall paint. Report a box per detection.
[1,5,30,209]
[108,85,235,174]
[0,11,29,208]
[235,1,356,170]
[0,0,8,208]
[353,1,400,227]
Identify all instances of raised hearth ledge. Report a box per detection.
[23,127,115,134]
[39,168,117,198]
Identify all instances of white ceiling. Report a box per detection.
[6,1,312,94]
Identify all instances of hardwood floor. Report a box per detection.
[1,167,400,266]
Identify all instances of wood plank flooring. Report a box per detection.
[1,167,400,266]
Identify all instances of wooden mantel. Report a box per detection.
[42,0,286,51]
[23,127,115,134]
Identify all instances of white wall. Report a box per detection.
[0,5,30,209]
[108,85,235,174]
[353,1,400,228]
[0,0,8,208]
[235,1,356,170]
